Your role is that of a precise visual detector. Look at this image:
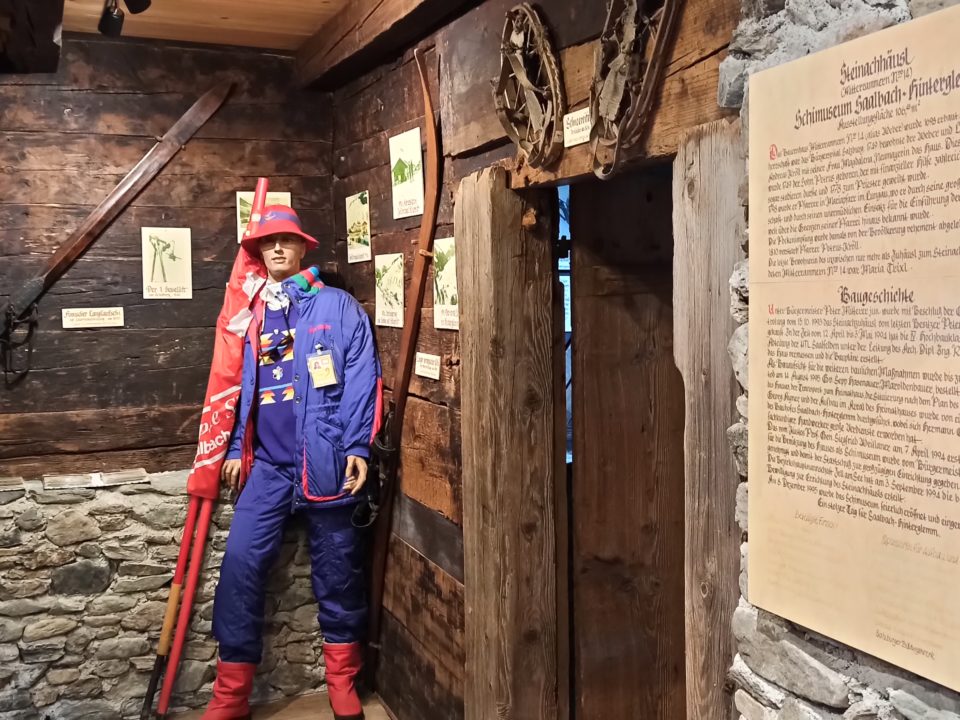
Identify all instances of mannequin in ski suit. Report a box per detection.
[202,206,382,720]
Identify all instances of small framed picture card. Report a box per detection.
[389,127,425,219]
[141,227,192,299]
[375,253,404,328]
[346,190,372,263]
[236,191,292,242]
[433,237,459,331]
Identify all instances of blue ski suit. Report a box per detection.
[212,266,383,663]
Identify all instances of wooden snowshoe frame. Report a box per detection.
[589,0,684,179]
[493,3,567,169]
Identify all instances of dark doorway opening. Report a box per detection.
[562,165,687,720]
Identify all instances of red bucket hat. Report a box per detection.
[241,204,319,253]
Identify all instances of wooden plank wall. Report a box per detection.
[0,34,334,479]
[329,0,737,717]
[331,41,467,719]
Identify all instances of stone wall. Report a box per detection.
[720,0,960,718]
[0,472,328,719]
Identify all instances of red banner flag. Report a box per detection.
[186,180,268,498]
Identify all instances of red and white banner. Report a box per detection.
[185,246,264,499]
[186,179,269,499]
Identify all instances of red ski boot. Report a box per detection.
[323,642,364,720]
[201,660,256,720]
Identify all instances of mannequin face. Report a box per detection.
[259,233,306,281]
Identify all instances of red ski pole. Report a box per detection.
[155,497,215,718]
[144,177,269,717]
[140,495,202,719]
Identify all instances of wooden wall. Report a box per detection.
[0,34,334,479]
[329,0,736,716]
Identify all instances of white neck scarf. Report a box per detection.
[261,280,290,311]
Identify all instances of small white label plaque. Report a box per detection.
[414,352,441,381]
[62,307,125,329]
[563,107,592,148]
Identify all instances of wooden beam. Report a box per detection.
[457,166,566,720]
[672,118,743,720]
[0,0,64,73]
[394,493,465,583]
[294,0,479,89]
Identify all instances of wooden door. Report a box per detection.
[570,168,687,719]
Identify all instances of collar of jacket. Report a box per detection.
[281,265,325,302]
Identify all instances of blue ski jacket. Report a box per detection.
[226,266,383,509]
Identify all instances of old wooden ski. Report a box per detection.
[0,82,233,385]
[365,47,441,682]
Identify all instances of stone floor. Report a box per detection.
[173,694,390,719]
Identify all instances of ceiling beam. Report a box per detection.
[0,0,64,73]
[294,0,479,89]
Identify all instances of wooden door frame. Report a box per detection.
[457,118,742,720]
[456,166,569,720]
[673,118,743,720]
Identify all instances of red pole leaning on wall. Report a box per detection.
[140,496,201,718]
[142,179,270,718]
[155,498,215,717]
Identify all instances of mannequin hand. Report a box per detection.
[344,456,368,496]
[221,459,242,490]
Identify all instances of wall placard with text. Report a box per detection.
[236,191,291,243]
[749,6,960,691]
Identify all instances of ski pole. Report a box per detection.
[155,496,215,718]
[140,493,202,719]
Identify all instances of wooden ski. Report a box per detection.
[365,47,441,681]
[1,82,233,384]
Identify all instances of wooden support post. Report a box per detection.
[672,118,743,720]
[457,166,566,720]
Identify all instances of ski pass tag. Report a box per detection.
[307,351,338,388]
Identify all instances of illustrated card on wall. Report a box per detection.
[346,190,371,263]
[375,253,404,328]
[141,227,192,299]
[389,127,424,219]
[433,236,459,331]
[236,191,292,242]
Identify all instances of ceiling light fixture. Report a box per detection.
[123,0,152,14]
[97,0,124,37]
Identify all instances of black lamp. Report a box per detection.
[124,0,152,14]
[97,0,124,36]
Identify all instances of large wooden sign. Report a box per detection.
[749,6,960,690]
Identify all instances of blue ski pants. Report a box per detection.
[211,460,367,663]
